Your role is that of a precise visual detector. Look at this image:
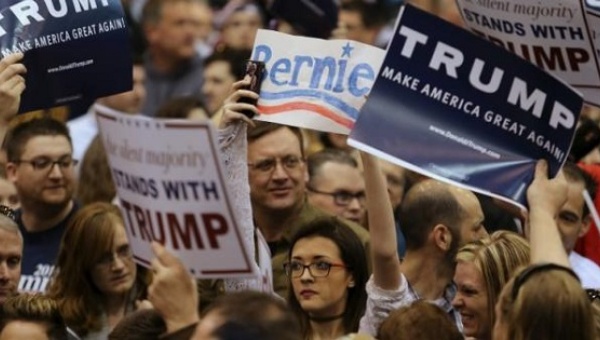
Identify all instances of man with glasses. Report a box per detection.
[203,116,369,302]
[306,149,366,226]
[248,122,370,297]
[4,117,78,293]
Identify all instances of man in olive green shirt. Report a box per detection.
[199,121,369,308]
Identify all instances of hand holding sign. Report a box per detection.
[218,78,259,129]
[526,160,571,267]
[148,242,199,334]
[527,160,568,216]
[0,53,26,120]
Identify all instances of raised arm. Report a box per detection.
[360,152,401,290]
[217,78,258,130]
[148,242,199,335]
[216,78,262,293]
[526,160,570,267]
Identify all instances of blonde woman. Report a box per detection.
[452,231,530,340]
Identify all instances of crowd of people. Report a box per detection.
[0,0,598,339]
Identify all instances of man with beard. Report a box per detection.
[394,180,488,330]
[4,118,78,293]
[358,154,488,336]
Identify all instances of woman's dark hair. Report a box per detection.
[286,217,368,338]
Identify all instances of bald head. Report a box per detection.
[400,180,486,250]
[0,214,21,240]
[0,214,22,305]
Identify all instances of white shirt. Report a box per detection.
[570,251,600,288]
[359,274,462,337]
[67,110,98,176]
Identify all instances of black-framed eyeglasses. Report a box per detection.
[511,263,580,300]
[284,260,348,278]
[0,205,16,222]
[96,245,133,267]
[307,186,366,207]
[15,156,78,172]
[587,289,600,302]
[247,155,303,173]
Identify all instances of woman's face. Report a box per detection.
[452,261,491,339]
[90,223,137,298]
[289,236,354,318]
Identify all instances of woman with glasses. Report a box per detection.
[493,160,597,340]
[285,216,368,339]
[47,202,149,339]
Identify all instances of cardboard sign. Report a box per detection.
[95,105,256,279]
[455,0,600,107]
[255,229,274,295]
[0,0,132,113]
[251,29,385,134]
[585,0,600,66]
[349,4,583,208]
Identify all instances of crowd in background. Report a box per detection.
[0,0,598,339]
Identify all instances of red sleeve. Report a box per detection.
[576,163,600,266]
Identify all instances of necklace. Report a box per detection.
[309,313,345,323]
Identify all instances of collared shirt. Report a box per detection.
[359,274,463,337]
[197,124,371,306]
[570,251,600,288]
[67,110,97,175]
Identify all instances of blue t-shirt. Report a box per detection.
[17,203,78,293]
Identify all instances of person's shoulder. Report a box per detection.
[14,208,24,229]
[570,251,600,287]
[571,251,600,271]
[341,219,370,243]
[55,201,79,230]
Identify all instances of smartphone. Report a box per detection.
[568,118,600,162]
[238,60,265,118]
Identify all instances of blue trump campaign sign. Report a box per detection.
[0,0,132,113]
[348,4,583,208]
